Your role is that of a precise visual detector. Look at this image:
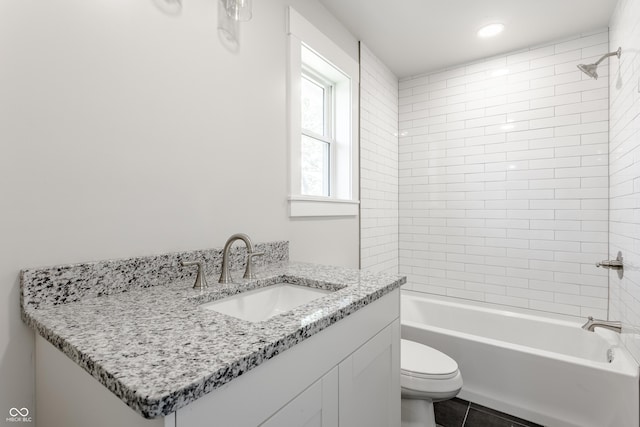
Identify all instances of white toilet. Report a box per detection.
[401,339,463,427]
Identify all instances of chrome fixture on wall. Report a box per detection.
[223,0,252,22]
[154,0,252,45]
[596,251,624,279]
[218,0,252,48]
[581,316,622,333]
[577,47,622,80]
[160,0,251,19]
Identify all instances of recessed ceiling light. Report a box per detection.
[491,68,509,77]
[477,23,504,38]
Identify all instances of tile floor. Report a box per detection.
[434,398,543,427]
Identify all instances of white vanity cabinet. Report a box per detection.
[260,367,339,427]
[36,289,400,427]
[339,320,400,427]
[258,320,400,427]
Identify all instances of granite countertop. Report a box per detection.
[22,261,405,419]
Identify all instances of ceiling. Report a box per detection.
[318,0,619,78]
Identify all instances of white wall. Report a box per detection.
[609,0,640,363]
[399,30,610,317]
[0,0,358,422]
[359,43,399,274]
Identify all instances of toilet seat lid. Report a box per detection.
[401,339,459,380]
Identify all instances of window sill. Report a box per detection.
[289,196,359,217]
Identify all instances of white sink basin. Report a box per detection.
[201,283,332,322]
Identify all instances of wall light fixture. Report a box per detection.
[223,0,252,22]
[217,0,252,47]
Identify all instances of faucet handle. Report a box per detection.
[596,252,624,270]
[243,251,264,279]
[181,261,209,290]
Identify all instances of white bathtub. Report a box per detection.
[401,291,639,427]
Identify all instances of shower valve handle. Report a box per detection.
[596,252,624,270]
[596,260,623,269]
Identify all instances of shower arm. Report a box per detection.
[594,47,622,66]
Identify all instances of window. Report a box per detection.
[301,69,332,197]
[287,7,359,217]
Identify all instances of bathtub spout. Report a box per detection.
[581,316,622,333]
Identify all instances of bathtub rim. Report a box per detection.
[401,289,588,323]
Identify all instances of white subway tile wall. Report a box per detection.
[609,0,640,363]
[360,43,399,274]
[399,30,610,317]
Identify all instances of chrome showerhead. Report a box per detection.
[577,47,622,80]
[578,63,599,79]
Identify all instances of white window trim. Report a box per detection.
[287,6,359,218]
[289,195,359,217]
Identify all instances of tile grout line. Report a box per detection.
[461,401,471,427]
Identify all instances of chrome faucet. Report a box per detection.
[218,233,264,284]
[581,316,622,333]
